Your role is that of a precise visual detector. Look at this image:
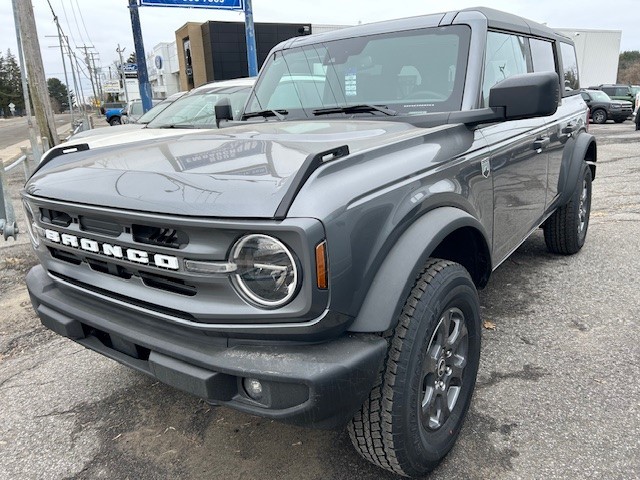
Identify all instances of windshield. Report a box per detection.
[137,98,175,124]
[147,86,252,128]
[246,25,470,118]
[588,90,612,102]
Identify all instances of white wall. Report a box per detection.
[146,42,181,98]
[554,29,622,88]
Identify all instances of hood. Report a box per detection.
[49,125,201,153]
[27,120,432,218]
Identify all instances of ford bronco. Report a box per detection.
[23,7,595,477]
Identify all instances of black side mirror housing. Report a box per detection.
[452,72,560,126]
[214,98,233,128]
[489,71,560,120]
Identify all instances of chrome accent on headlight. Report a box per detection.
[230,234,299,308]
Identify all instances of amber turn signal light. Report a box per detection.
[315,241,328,289]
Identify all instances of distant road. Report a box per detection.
[0,114,72,149]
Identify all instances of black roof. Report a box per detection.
[281,7,568,50]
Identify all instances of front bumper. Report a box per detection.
[27,266,387,428]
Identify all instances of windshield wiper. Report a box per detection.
[312,104,397,116]
[155,124,200,129]
[242,109,288,121]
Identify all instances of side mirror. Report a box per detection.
[214,98,233,128]
[451,72,560,126]
[489,71,559,120]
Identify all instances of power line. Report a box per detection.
[67,0,87,47]
[73,0,94,47]
[58,0,77,48]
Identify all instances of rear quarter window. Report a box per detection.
[559,42,579,93]
[530,38,556,73]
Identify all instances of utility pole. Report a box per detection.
[128,0,152,112]
[116,44,130,105]
[79,45,97,106]
[13,0,59,148]
[45,0,73,125]
[70,50,87,108]
[11,0,41,162]
[89,53,102,102]
[244,0,258,77]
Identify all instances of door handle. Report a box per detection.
[532,137,550,153]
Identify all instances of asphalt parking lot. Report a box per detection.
[1,122,639,480]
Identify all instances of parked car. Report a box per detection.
[39,78,255,164]
[103,103,126,126]
[24,9,595,479]
[590,84,636,104]
[121,91,188,124]
[99,101,125,115]
[107,99,162,126]
[145,77,255,129]
[580,89,633,123]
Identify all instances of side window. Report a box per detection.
[530,38,555,73]
[559,42,579,92]
[483,31,528,105]
[615,87,629,96]
[602,87,614,96]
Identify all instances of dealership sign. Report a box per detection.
[103,80,121,94]
[139,0,244,9]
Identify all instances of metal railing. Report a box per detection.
[0,150,33,241]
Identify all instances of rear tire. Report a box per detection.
[591,109,607,124]
[544,163,592,255]
[348,259,481,477]
[613,119,625,124]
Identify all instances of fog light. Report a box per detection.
[243,378,263,400]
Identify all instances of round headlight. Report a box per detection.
[231,234,299,308]
[22,200,39,248]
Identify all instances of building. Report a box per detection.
[554,28,622,87]
[175,21,312,90]
[145,42,181,99]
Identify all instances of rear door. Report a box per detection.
[542,40,587,210]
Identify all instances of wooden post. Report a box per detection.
[13,0,60,147]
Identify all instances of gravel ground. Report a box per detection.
[0,122,638,480]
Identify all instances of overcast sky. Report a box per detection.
[0,0,637,99]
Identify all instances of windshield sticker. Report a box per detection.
[345,68,357,97]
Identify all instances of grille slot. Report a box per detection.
[48,247,82,265]
[50,271,200,322]
[140,272,196,296]
[40,208,72,227]
[132,224,188,249]
[87,258,133,280]
[79,216,123,237]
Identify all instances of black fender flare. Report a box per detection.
[348,206,491,333]
[555,132,596,208]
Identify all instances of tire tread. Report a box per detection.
[348,259,456,477]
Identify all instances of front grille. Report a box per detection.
[48,245,195,296]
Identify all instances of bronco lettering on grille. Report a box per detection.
[44,229,179,270]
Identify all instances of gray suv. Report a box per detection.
[23,7,595,478]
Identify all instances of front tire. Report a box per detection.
[109,117,121,126]
[544,163,592,255]
[348,259,481,477]
[591,109,607,124]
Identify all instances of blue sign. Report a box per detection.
[139,0,244,10]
